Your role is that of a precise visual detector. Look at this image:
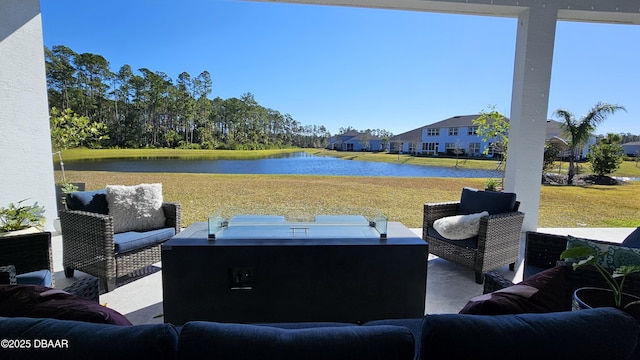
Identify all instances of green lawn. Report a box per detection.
[58,169,640,230]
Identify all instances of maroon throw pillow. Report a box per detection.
[459,266,567,315]
[0,285,132,325]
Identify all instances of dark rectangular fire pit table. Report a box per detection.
[161,221,428,325]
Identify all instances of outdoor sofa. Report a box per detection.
[0,307,637,360]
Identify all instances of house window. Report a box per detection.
[427,128,439,136]
[468,126,478,135]
[346,143,354,151]
[408,143,416,153]
[445,143,457,150]
[449,128,458,136]
[468,143,481,155]
[422,142,439,155]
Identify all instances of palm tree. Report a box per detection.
[553,102,626,185]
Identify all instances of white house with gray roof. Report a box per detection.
[389,115,506,156]
[389,115,591,158]
[327,131,384,152]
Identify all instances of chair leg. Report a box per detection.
[106,277,117,292]
[64,267,75,278]
[475,271,483,284]
[509,262,515,271]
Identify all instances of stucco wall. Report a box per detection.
[0,0,57,231]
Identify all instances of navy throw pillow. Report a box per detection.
[622,227,640,248]
[458,187,517,215]
[65,190,109,214]
[178,322,415,360]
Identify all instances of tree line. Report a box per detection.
[45,45,331,150]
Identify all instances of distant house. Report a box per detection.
[622,141,640,157]
[388,115,590,158]
[388,127,423,154]
[389,115,496,156]
[327,131,384,152]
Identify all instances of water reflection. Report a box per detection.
[59,152,503,178]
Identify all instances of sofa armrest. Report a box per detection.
[162,202,181,234]
[63,276,100,302]
[483,271,515,294]
[60,210,115,261]
[478,211,525,252]
[524,232,569,271]
[422,202,459,239]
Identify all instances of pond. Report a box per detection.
[59,152,503,178]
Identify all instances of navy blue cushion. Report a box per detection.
[427,226,478,248]
[364,318,424,358]
[66,190,109,214]
[0,316,178,360]
[177,322,415,360]
[420,308,639,360]
[622,227,640,248]
[16,270,51,287]
[458,187,517,215]
[113,227,175,254]
[258,322,355,329]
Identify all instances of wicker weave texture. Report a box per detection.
[423,201,524,284]
[484,232,640,310]
[63,276,100,302]
[0,231,54,287]
[483,271,515,294]
[61,202,181,292]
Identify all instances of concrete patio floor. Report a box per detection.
[50,227,635,325]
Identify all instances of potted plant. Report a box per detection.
[0,199,46,236]
[560,245,640,313]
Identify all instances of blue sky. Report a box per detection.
[40,0,640,136]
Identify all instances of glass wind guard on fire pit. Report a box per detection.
[208,207,387,240]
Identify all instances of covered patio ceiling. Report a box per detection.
[254,0,640,24]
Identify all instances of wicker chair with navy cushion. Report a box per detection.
[423,187,525,283]
[0,231,54,287]
[0,231,100,301]
[60,185,180,293]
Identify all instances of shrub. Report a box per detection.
[588,142,624,176]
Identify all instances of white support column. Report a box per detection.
[0,0,57,231]
[504,5,558,232]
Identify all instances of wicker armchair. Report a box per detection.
[61,202,181,293]
[423,188,525,284]
[0,231,100,302]
[483,231,640,310]
[0,231,54,287]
